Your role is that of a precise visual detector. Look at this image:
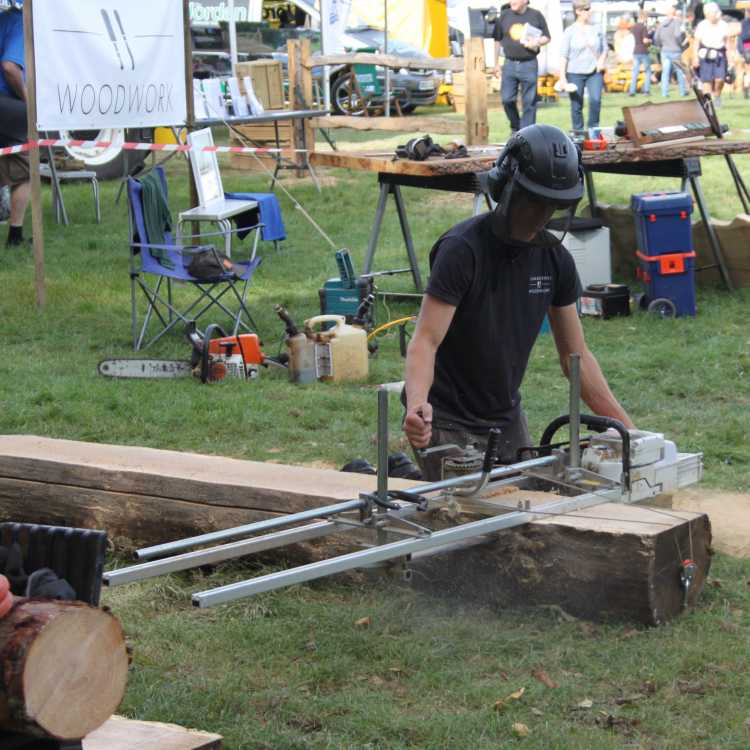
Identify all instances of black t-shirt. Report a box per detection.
[425,213,581,431]
[493,8,550,61]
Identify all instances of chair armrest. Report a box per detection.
[130,241,216,253]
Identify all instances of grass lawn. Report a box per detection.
[2,91,749,748]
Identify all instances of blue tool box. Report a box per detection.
[631,192,693,255]
[636,251,697,317]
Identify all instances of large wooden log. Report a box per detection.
[0,599,128,740]
[0,436,419,550]
[411,501,712,625]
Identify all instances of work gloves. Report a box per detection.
[0,542,77,600]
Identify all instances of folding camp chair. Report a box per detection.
[127,166,262,351]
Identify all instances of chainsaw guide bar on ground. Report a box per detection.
[98,360,193,379]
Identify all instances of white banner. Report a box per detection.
[321,0,353,54]
[33,0,188,130]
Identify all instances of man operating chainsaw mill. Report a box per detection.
[403,124,635,481]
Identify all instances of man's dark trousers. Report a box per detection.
[501,58,538,132]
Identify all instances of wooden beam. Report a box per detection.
[23,0,45,308]
[463,38,489,147]
[312,115,464,134]
[308,53,464,72]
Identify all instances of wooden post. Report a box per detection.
[183,0,199,217]
[23,0,45,308]
[463,37,489,147]
[287,38,315,176]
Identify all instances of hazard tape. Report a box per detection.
[0,139,309,159]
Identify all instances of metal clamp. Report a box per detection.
[680,558,697,609]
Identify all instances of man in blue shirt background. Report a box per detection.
[0,0,30,248]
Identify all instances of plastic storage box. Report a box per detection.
[631,192,693,255]
[636,251,697,317]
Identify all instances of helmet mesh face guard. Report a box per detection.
[480,125,584,246]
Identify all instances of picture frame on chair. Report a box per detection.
[187,128,224,207]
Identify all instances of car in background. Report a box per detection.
[246,25,442,116]
[330,26,442,115]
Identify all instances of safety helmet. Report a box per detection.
[479,124,583,244]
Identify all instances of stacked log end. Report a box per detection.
[0,599,129,740]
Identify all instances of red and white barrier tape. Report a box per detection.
[0,138,308,158]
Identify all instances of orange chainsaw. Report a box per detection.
[98,323,286,382]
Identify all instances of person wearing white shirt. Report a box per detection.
[692,1,730,104]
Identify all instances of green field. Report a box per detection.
[2,91,749,748]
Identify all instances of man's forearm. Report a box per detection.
[405,337,436,410]
[2,63,26,102]
[578,349,635,428]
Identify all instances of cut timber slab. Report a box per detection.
[84,716,222,750]
[411,500,712,625]
[0,436,421,549]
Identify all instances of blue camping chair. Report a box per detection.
[127,167,263,351]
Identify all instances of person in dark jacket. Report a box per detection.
[629,11,653,95]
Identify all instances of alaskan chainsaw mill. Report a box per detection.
[104,355,704,608]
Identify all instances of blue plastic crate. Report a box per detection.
[637,251,696,317]
[631,192,693,255]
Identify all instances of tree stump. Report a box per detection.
[0,599,129,740]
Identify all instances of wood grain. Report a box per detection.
[84,716,222,750]
[307,52,463,72]
[311,115,464,134]
[0,601,128,739]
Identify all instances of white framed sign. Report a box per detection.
[33,0,188,130]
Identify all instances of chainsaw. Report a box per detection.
[98,323,287,383]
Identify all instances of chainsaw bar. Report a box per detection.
[98,359,193,379]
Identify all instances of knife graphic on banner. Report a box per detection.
[101,9,124,70]
[113,10,136,70]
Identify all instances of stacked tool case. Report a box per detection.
[631,191,697,316]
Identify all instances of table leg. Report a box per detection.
[270,121,282,191]
[364,181,391,275]
[689,174,734,292]
[584,169,599,218]
[220,219,232,257]
[392,185,423,292]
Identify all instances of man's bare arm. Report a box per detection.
[549,304,635,428]
[404,294,457,448]
[1,61,26,102]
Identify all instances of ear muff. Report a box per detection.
[485,134,520,203]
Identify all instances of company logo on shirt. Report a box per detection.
[529,274,552,295]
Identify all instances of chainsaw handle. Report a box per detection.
[200,324,228,384]
[539,414,631,490]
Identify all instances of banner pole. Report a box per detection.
[183,0,198,216]
[23,0,45,308]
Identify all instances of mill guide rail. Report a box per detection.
[104,355,703,607]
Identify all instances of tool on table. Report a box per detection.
[98,322,280,383]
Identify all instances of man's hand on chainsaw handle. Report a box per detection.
[0,575,14,618]
[405,403,433,449]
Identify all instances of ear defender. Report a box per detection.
[485,135,520,203]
